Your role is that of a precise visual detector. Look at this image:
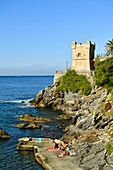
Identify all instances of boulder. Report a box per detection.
[0,128,12,139]
[17,123,44,129]
[25,122,37,129]
[18,113,53,123]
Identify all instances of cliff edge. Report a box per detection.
[30,84,113,170]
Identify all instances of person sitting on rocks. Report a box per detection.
[58,142,69,157]
[44,139,62,150]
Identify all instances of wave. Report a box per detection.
[43,125,50,128]
[0,98,33,104]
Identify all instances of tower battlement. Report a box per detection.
[71,40,95,74]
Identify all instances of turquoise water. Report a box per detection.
[0,76,68,170]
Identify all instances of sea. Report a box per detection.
[0,76,69,170]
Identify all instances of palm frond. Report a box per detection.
[106,39,113,55]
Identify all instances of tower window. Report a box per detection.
[78,53,81,57]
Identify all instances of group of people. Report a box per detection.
[45,139,69,157]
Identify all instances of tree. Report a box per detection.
[106,39,113,55]
[94,57,113,92]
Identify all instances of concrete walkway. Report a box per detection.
[34,138,82,170]
[17,138,82,170]
[35,148,81,170]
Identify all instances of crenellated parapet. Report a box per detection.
[71,40,95,74]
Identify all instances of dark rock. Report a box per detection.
[29,99,36,105]
[21,101,25,104]
[72,114,82,125]
[94,113,102,125]
[56,124,63,128]
[35,90,45,104]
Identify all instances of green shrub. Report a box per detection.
[94,57,113,92]
[106,142,113,154]
[56,70,92,95]
[99,102,106,111]
[106,108,113,117]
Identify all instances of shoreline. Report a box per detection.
[28,84,113,169]
[17,137,82,170]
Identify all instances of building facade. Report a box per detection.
[71,40,95,75]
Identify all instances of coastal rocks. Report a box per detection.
[17,113,53,130]
[0,128,12,139]
[29,84,108,116]
[29,84,113,169]
[77,143,106,170]
[17,113,53,129]
[56,114,71,120]
[76,116,93,130]
[18,113,53,123]
[17,123,44,130]
[64,131,108,170]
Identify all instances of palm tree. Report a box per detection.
[106,39,113,55]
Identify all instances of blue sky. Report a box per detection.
[0,0,113,75]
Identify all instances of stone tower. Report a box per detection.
[71,40,95,75]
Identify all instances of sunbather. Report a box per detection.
[58,142,69,157]
[44,139,59,150]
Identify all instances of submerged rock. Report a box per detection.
[0,128,12,139]
[18,113,53,123]
[17,123,44,129]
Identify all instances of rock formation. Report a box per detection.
[17,113,52,129]
[0,128,12,139]
[17,123,44,130]
[29,84,113,169]
[18,113,53,123]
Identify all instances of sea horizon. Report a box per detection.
[0,75,54,77]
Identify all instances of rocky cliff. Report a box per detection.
[30,84,113,170]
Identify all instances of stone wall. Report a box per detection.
[54,71,65,83]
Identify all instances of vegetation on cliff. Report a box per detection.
[94,57,113,92]
[56,70,92,95]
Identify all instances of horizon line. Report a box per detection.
[0,74,54,77]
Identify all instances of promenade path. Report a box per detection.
[35,138,82,170]
[17,138,82,170]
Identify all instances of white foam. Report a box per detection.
[0,98,34,104]
[43,125,50,128]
